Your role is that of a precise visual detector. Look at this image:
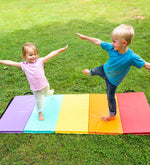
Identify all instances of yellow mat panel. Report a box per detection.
[89,94,123,134]
[55,94,89,134]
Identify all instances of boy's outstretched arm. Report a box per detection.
[42,45,68,63]
[0,60,21,68]
[76,33,102,46]
[144,62,150,70]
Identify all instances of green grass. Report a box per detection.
[0,0,150,164]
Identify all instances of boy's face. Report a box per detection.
[111,37,126,53]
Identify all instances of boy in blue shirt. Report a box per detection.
[76,24,150,121]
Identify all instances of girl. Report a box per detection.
[0,43,68,120]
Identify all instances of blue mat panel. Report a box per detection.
[24,95,63,133]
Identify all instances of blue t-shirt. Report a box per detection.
[101,42,145,86]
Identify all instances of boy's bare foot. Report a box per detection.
[101,116,116,122]
[82,69,90,74]
[39,112,45,121]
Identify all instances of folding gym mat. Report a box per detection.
[0,92,150,134]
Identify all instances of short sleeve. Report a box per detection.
[38,58,44,66]
[21,62,25,71]
[132,54,145,68]
[101,42,113,52]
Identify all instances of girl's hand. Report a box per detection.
[42,45,68,63]
[0,60,21,68]
[61,45,68,52]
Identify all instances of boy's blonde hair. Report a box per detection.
[111,24,135,46]
[22,43,38,59]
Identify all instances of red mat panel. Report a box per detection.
[116,92,150,135]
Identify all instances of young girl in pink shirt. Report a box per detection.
[0,43,68,120]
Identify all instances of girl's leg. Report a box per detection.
[42,85,54,97]
[33,91,45,121]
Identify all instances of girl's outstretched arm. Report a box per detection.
[76,33,102,46]
[144,62,150,70]
[42,45,68,63]
[0,60,21,68]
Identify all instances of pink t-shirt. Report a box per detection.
[21,59,49,91]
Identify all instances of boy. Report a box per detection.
[76,24,150,121]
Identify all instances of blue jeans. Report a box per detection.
[89,65,117,116]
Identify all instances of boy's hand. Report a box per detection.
[76,33,86,40]
[144,62,150,70]
[76,33,101,46]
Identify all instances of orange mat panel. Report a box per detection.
[89,94,123,134]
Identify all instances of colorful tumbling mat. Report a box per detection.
[0,92,150,134]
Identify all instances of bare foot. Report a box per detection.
[101,116,116,122]
[82,69,90,74]
[39,112,45,121]
[48,89,54,96]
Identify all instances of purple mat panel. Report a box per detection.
[0,95,35,133]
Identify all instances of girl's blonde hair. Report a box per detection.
[22,43,38,59]
[111,24,135,45]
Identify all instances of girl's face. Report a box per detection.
[25,47,38,63]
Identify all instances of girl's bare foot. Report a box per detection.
[50,89,54,95]
[48,89,54,96]
[39,112,45,121]
[101,116,116,122]
[82,69,90,74]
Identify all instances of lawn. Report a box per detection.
[0,0,150,164]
